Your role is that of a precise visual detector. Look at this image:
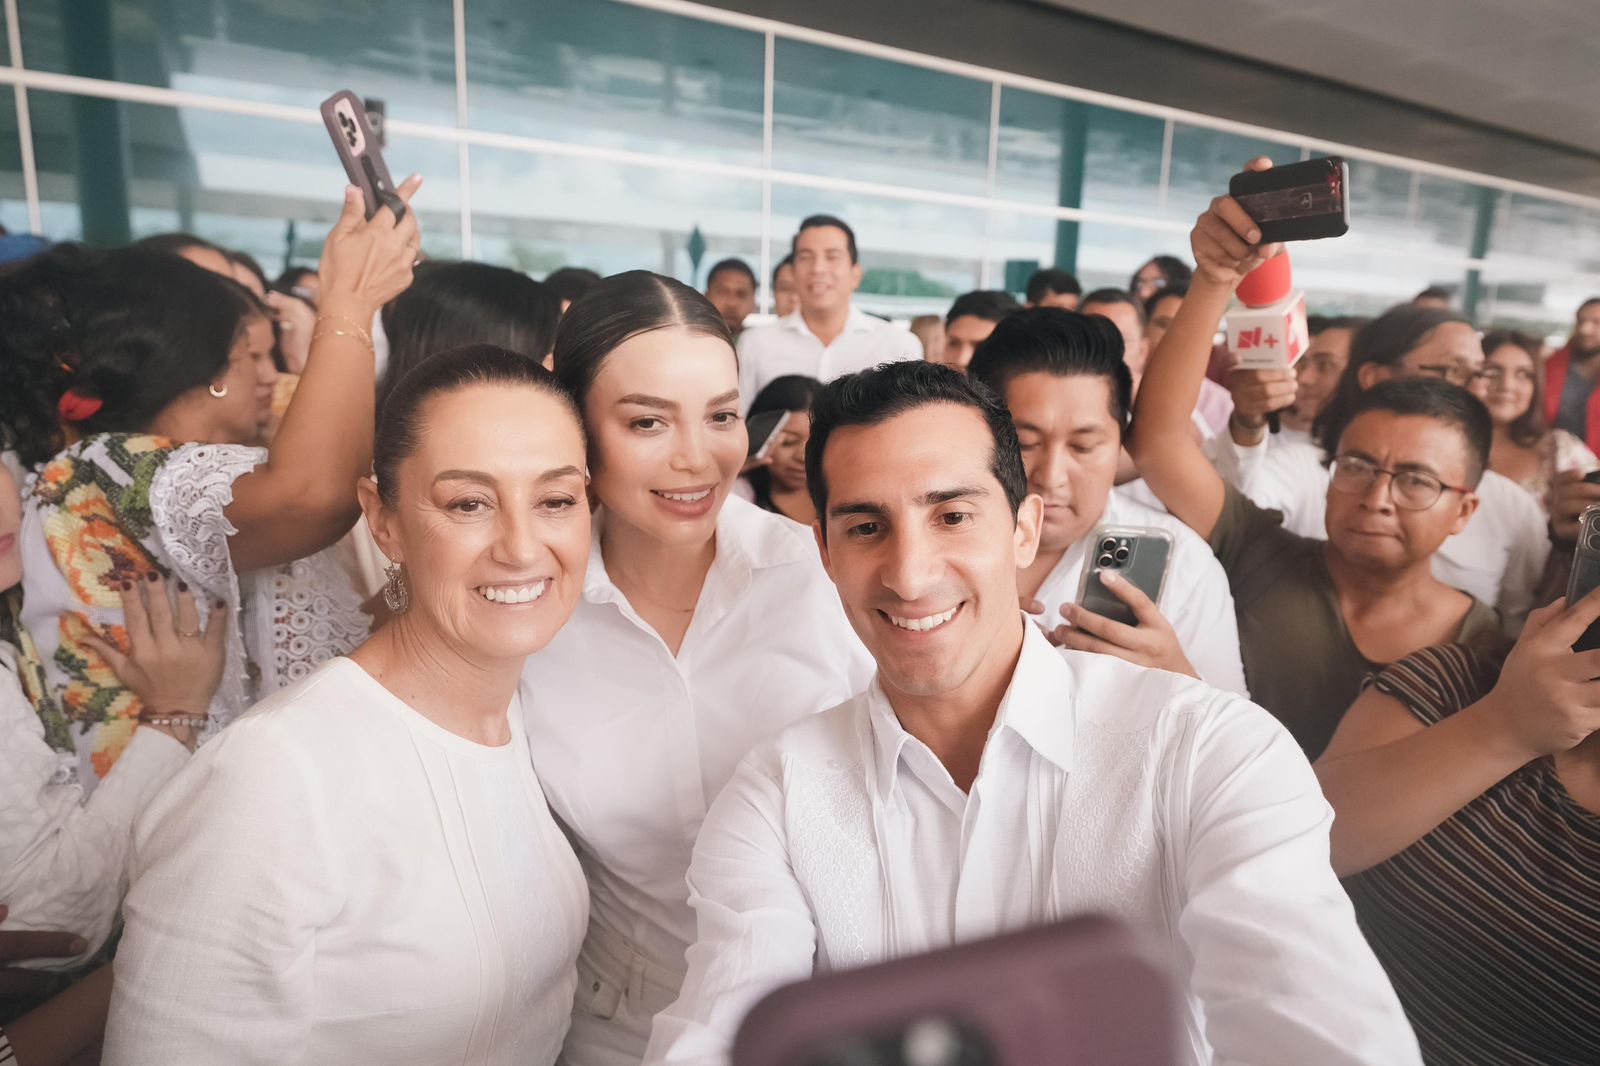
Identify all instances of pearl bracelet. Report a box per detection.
[140,713,211,729]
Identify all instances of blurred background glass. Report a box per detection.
[7,0,1598,334]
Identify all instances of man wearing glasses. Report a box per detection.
[1127,171,1507,758]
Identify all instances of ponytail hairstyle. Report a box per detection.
[550,270,733,415]
[0,244,259,466]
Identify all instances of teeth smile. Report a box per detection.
[476,582,548,605]
[657,489,711,502]
[887,606,958,632]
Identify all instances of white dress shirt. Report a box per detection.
[104,659,588,1066]
[643,625,1421,1066]
[1029,487,1248,696]
[0,647,187,969]
[1204,430,1548,624]
[521,496,873,1064]
[738,306,922,406]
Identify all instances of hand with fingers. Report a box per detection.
[1477,586,1600,761]
[80,574,229,753]
[1227,365,1299,440]
[1546,469,1600,546]
[317,173,425,328]
[1191,156,1286,289]
[0,904,88,1001]
[1044,571,1198,679]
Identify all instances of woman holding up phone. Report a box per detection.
[0,179,420,790]
[525,272,871,1066]
[742,374,821,525]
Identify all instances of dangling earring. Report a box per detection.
[208,383,229,399]
[383,562,410,614]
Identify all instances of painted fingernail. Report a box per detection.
[178,580,188,592]
[68,936,89,953]
[120,580,132,591]
[146,571,159,582]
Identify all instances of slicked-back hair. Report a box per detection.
[945,289,1022,329]
[1325,377,1493,487]
[550,269,733,414]
[793,215,858,264]
[805,360,1027,535]
[374,343,581,507]
[967,308,1133,432]
[1130,254,1192,293]
[1025,268,1082,304]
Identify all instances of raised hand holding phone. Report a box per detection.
[1047,571,1197,679]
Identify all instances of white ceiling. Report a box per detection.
[1040,0,1600,157]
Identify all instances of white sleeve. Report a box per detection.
[1172,699,1421,1066]
[1493,487,1551,630]
[148,442,266,723]
[103,718,343,1066]
[0,668,187,965]
[1164,537,1248,698]
[643,750,818,1066]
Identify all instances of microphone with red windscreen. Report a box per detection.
[1225,253,1309,433]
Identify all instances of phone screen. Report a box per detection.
[746,410,790,462]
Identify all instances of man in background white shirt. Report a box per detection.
[738,215,921,405]
[644,360,1419,1066]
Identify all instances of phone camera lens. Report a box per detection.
[1587,531,1600,553]
[1096,553,1115,569]
[1113,546,1131,563]
[1099,537,1117,553]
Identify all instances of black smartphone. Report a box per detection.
[745,410,791,463]
[1229,155,1349,243]
[1076,526,1171,628]
[1566,504,1600,652]
[320,89,402,221]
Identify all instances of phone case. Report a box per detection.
[320,89,401,221]
[1076,526,1172,629]
[1229,156,1349,243]
[745,409,790,462]
[731,913,1178,1066]
[1566,505,1600,652]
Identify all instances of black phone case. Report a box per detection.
[320,89,402,221]
[1567,506,1600,652]
[1229,156,1349,243]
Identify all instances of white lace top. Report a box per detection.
[21,436,369,791]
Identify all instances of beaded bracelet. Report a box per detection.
[139,713,211,729]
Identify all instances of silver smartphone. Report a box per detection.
[1075,525,1172,628]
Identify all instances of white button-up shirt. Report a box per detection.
[1205,430,1548,624]
[1030,486,1248,697]
[643,625,1421,1066]
[520,497,873,993]
[737,306,922,405]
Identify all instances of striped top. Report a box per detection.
[1343,644,1600,1066]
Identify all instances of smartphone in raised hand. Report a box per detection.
[1566,504,1600,652]
[1076,526,1172,628]
[745,410,792,465]
[1229,156,1349,243]
[320,89,402,221]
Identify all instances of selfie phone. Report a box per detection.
[1076,526,1172,629]
[1229,156,1349,243]
[732,914,1178,1066]
[1566,504,1600,652]
[320,89,403,221]
[746,409,792,463]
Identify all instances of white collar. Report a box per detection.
[780,305,877,340]
[864,622,1077,803]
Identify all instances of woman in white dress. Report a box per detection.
[104,345,593,1065]
[0,180,423,792]
[526,271,872,1065]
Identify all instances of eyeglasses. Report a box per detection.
[1328,454,1471,511]
[1408,362,1483,387]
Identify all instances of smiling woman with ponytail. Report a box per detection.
[0,178,424,790]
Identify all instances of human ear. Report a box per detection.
[357,476,403,564]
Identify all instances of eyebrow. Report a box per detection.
[828,485,989,519]
[1340,451,1445,479]
[433,465,584,486]
[616,390,741,411]
[1012,419,1109,436]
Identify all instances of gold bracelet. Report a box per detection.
[313,313,373,350]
